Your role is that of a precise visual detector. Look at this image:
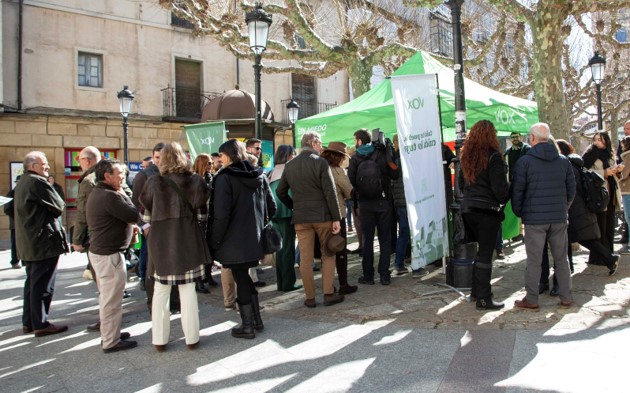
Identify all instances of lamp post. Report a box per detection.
[446,0,472,276]
[117,85,134,166]
[246,3,272,141]
[588,51,606,131]
[287,98,300,147]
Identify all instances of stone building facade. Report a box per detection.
[0,0,349,247]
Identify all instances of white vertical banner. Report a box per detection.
[391,74,448,268]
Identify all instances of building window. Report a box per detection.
[172,12,194,29]
[78,52,102,87]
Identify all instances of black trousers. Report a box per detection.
[463,211,501,299]
[232,266,256,305]
[23,256,59,330]
[360,200,394,280]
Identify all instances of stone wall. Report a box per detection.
[0,112,188,249]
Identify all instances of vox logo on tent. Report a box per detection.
[407,97,425,110]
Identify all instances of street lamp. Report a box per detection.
[588,51,606,131]
[117,85,134,166]
[246,3,272,141]
[287,98,300,147]
[445,0,474,286]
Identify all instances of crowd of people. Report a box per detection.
[7,119,628,353]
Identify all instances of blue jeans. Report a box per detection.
[623,195,630,229]
[496,222,503,250]
[345,200,354,228]
[394,206,410,269]
[138,234,148,279]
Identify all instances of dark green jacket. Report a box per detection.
[276,148,341,224]
[15,171,68,261]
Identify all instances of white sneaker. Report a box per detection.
[82,269,93,280]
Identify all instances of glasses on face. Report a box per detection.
[254,147,262,151]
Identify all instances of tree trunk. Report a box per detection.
[531,4,571,141]
[348,59,373,99]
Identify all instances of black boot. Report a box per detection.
[232,302,255,339]
[251,293,264,332]
[476,297,504,310]
[195,282,209,294]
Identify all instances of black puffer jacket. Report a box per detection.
[511,142,575,224]
[566,154,600,242]
[459,151,510,217]
[211,160,276,265]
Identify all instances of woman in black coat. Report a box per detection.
[557,140,618,278]
[210,139,276,339]
[459,120,510,310]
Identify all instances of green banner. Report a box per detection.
[185,121,227,159]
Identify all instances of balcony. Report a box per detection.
[161,86,222,122]
[280,99,337,124]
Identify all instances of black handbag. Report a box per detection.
[262,222,282,254]
[262,188,282,254]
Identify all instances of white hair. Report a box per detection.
[23,151,46,171]
[530,122,550,141]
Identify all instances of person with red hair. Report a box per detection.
[459,120,510,310]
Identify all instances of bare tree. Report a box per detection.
[162,0,630,141]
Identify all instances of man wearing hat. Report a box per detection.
[277,132,345,308]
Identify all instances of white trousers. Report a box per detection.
[88,251,126,349]
[152,282,199,345]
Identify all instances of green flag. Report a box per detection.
[185,121,227,159]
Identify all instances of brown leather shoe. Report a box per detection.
[323,293,345,306]
[22,326,33,334]
[559,300,574,308]
[304,299,316,308]
[154,344,167,352]
[34,324,68,337]
[186,341,200,350]
[103,340,137,354]
[514,298,539,310]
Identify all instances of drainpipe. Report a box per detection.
[18,0,24,111]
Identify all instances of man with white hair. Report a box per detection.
[15,151,69,336]
[511,123,576,310]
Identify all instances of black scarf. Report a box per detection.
[583,146,612,170]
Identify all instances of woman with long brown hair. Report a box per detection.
[458,120,510,310]
[139,142,211,351]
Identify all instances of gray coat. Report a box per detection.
[276,148,341,224]
[14,171,68,261]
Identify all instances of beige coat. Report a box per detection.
[589,156,623,210]
[330,166,353,219]
[618,150,630,195]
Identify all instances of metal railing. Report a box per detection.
[161,86,222,120]
[279,99,337,124]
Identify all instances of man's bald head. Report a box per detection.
[79,146,101,171]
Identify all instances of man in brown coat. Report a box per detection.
[277,131,344,308]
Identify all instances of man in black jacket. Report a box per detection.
[348,129,400,285]
[15,151,68,337]
[511,123,575,310]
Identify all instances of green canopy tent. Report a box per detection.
[295,50,539,145]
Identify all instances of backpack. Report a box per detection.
[579,168,609,213]
[355,152,384,199]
